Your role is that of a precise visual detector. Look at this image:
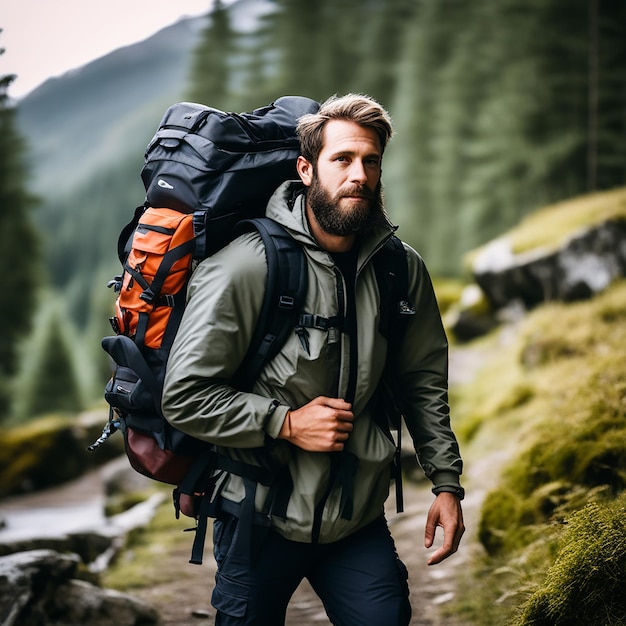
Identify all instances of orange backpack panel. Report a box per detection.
[113,207,195,349]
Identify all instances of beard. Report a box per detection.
[307,173,387,237]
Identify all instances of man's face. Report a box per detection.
[299,120,384,237]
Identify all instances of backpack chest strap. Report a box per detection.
[297,313,343,332]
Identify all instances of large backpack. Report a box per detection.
[90,96,414,564]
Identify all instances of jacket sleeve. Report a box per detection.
[397,244,464,498]
[161,232,289,447]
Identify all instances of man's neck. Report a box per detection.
[305,202,356,253]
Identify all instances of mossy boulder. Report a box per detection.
[0,549,159,626]
[517,495,626,626]
[461,188,626,339]
[0,411,124,497]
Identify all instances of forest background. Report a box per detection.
[2,0,625,420]
[2,1,626,624]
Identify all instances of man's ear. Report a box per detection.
[296,156,313,187]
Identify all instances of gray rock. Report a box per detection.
[0,532,115,566]
[51,579,160,625]
[0,549,160,625]
[472,218,626,310]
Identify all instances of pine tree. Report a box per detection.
[0,37,41,420]
[186,0,239,109]
[235,10,278,110]
[384,0,464,269]
[586,0,626,191]
[23,307,83,417]
[259,0,328,101]
[316,0,364,96]
[451,0,553,256]
[387,0,626,275]
[352,0,418,105]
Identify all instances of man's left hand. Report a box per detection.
[424,492,465,565]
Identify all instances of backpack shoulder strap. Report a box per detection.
[373,234,414,342]
[372,234,415,514]
[232,217,307,391]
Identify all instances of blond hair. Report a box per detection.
[297,93,393,164]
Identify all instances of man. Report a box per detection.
[162,94,464,626]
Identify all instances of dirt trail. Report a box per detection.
[0,344,494,625]
[131,345,493,625]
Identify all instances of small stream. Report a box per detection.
[0,457,160,545]
[0,348,479,548]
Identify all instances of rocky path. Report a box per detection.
[130,345,491,625]
[0,345,493,625]
[126,474,475,626]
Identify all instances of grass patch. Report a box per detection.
[465,186,626,267]
[516,494,626,625]
[507,187,626,255]
[102,489,195,590]
[451,279,626,624]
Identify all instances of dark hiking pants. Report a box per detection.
[210,514,412,626]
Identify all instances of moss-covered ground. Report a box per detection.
[466,186,626,263]
[450,279,626,625]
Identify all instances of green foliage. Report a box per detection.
[452,279,626,624]
[388,0,626,275]
[385,0,464,268]
[352,0,418,105]
[0,412,123,496]
[516,495,626,626]
[186,0,237,109]
[18,303,84,418]
[0,51,41,420]
[39,152,145,295]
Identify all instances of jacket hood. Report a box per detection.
[266,180,397,268]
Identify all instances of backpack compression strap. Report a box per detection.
[232,218,308,391]
[374,235,414,340]
[373,235,415,513]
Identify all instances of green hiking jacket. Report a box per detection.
[162,181,463,544]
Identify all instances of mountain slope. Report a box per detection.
[13,0,277,311]
[17,16,206,196]
[16,0,275,197]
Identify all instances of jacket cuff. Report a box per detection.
[264,401,290,440]
[431,471,465,500]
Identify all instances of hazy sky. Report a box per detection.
[1,1,218,99]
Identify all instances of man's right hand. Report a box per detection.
[278,396,354,452]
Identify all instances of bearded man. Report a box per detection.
[163,93,465,626]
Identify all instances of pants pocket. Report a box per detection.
[212,573,249,619]
[213,515,239,568]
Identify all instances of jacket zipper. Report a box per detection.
[309,233,397,543]
[311,264,358,543]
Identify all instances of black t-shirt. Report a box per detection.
[330,246,358,288]
[330,245,359,403]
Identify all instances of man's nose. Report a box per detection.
[348,160,368,184]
